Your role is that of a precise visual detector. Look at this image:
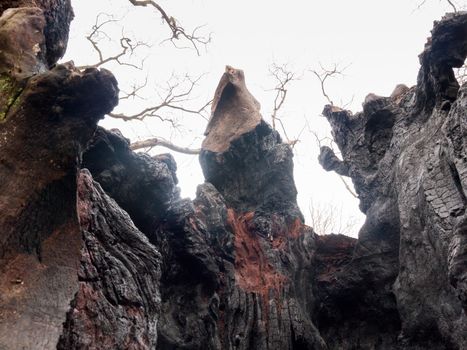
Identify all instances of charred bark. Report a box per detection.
[83,70,327,348]
[318,12,467,350]
[57,171,162,350]
[0,1,466,349]
[0,0,73,67]
[0,1,162,349]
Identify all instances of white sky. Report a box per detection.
[64,0,464,237]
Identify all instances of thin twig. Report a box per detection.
[128,0,211,55]
[310,63,349,106]
[77,13,148,70]
[415,0,457,12]
[338,175,358,198]
[269,63,297,132]
[446,0,457,12]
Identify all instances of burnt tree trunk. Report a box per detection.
[0,2,161,349]
[0,1,466,349]
[83,67,329,349]
[318,12,467,350]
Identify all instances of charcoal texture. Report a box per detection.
[318,12,467,349]
[0,1,465,349]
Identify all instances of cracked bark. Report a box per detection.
[318,12,467,349]
[0,2,466,349]
[0,2,161,349]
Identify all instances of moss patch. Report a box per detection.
[0,74,23,122]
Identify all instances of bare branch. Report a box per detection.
[269,63,296,130]
[269,63,297,132]
[415,0,458,12]
[414,0,428,11]
[287,123,307,149]
[309,128,356,198]
[338,175,358,198]
[340,94,355,109]
[308,128,336,152]
[109,73,211,123]
[267,62,306,147]
[130,137,200,154]
[77,14,149,70]
[128,0,211,55]
[308,199,358,235]
[76,6,212,157]
[446,0,457,12]
[309,62,357,198]
[310,63,349,106]
[112,73,211,155]
[119,78,149,100]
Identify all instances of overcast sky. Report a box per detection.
[64,0,463,237]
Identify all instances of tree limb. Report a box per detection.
[310,63,349,106]
[128,0,211,55]
[77,14,148,70]
[109,73,211,123]
[267,62,305,147]
[269,63,296,131]
[130,137,200,154]
[338,174,358,198]
[416,0,458,12]
[446,0,457,12]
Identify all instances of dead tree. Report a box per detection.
[0,2,161,349]
[77,11,211,154]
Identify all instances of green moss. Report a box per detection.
[0,74,23,122]
[0,75,13,91]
